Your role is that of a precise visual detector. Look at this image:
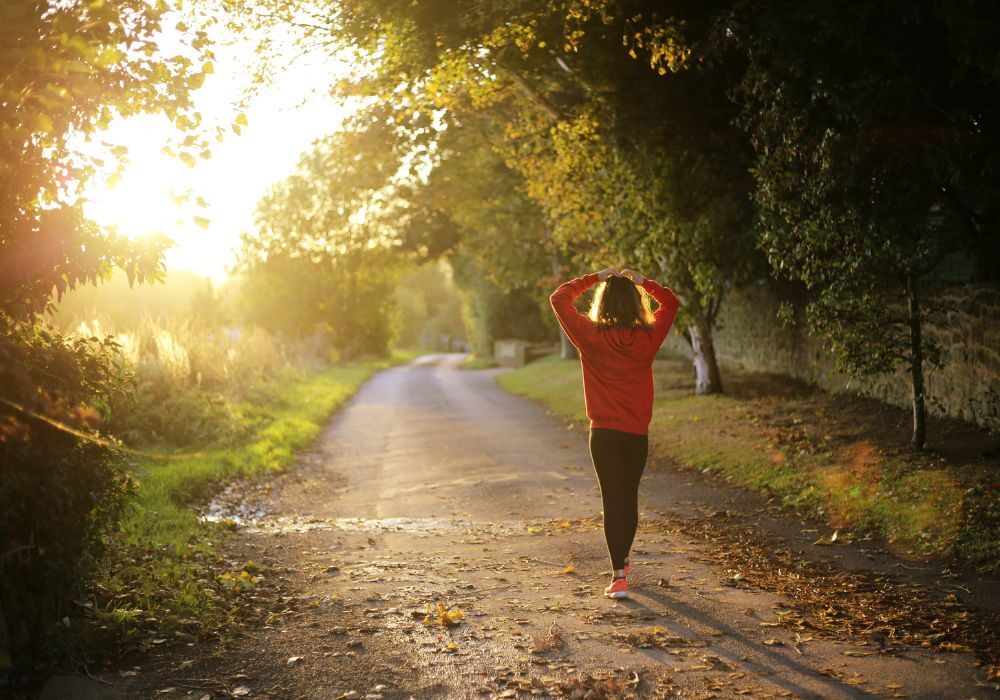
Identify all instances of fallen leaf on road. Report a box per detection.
[560,564,575,575]
[231,687,251,697]
[531,626,565,653]
[813,529,839,545]
[615,626,705,650]
[287,656,302,664]
[423,603,464,627]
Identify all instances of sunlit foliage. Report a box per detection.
[249,0,764,393]
[0,0,215,682]
[393,262,466,351]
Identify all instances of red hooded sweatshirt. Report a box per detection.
[549,273,681,435]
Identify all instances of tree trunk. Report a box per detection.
[689,321,723,395]
[907,274,927,450]
[558,327,578,359]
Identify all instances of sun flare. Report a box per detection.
[80,31,355,283]
[84,120,190,242]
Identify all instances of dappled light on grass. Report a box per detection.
[816,440,965,559]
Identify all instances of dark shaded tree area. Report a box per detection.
[728,0,1000,447]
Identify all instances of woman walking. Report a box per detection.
[550,267,681,599]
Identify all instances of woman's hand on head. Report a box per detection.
[621,268,645,285]
[597,267,620,281]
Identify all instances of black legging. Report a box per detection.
[588,427,649,571]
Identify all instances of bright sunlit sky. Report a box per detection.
[82,17,354,284]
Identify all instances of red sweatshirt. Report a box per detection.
[549,273,681,435]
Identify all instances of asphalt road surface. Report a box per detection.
[89,354,997,700]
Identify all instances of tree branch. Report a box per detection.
[497,65,565,121]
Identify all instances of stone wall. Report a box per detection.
[663,280,1000,432]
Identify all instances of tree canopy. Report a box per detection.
[729,0,1000,446]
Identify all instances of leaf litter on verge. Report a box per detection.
[644,512,1000,679]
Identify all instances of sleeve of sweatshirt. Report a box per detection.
[642,278,682,348]
[549,273,600,351]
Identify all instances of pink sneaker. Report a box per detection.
[604,577,629,599]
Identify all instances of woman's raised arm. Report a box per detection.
[641,278,681,347]
[549,272,603,350]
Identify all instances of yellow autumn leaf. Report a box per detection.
[560,564,575,575]
[423,603,464,627]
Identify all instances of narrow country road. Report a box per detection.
[101,355,998,700]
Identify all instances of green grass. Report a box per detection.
[123,362,382,546]
[460,353,498,369]
[498,354,999,573]
[89,352,415,645]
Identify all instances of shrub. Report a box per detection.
[0,314,134,688]
[79,317,311,448]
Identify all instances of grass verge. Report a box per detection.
[85,352,415,652]
[460,353,498,369]
[498,353,1000,575]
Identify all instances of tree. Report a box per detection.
[729,0,1000,448]
[0,0,213,678]
[1,0,214,319]
[238,112,423,356]
[240,247,400,358]
[393,261,466,351]
[415,120,565,358]
[291,0,763,393]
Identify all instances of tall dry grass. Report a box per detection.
[74,316,329,447]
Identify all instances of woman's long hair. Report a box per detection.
[588,275,654,331]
